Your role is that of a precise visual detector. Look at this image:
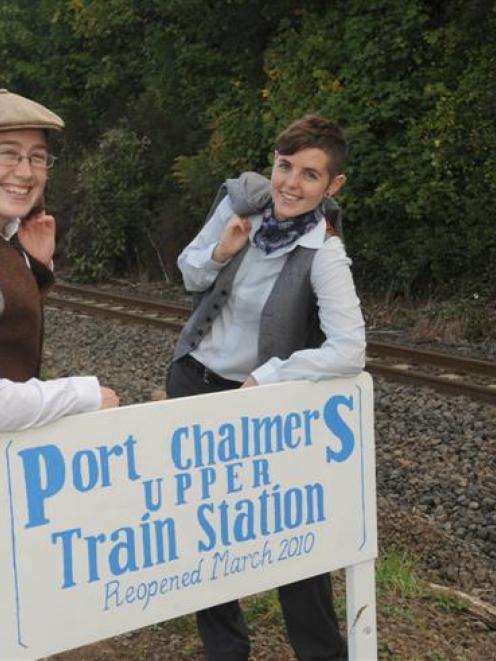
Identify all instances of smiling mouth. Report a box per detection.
[1,184,32,199]
[280,192,302,203]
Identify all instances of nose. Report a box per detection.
[13,155,35,178]
[285,169,299,189]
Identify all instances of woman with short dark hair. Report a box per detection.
[166,114,365,660]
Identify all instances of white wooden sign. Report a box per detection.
[0,373,377,660]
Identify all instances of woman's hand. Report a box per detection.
[213,214,251,263]
[18,210,56,267]
[99,387,120,409]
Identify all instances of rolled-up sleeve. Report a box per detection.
[0,376,101,432]
[177,197,234,292]
[252,237,365,385]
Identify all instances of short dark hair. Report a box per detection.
[274,114,348,176]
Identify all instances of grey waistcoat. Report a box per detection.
[173,243,323,366]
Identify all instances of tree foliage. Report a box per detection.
[1,0,494,296]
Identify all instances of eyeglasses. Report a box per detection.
[0,148,57,170]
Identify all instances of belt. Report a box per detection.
[181,354,242,389]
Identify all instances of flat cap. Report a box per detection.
[0,88,64,132]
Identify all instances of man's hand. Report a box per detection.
[99,387,120,409]
[18,211,56,267]
[213,214,251,263]
[241,375,258,388]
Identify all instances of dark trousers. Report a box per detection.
[166,356,347,661]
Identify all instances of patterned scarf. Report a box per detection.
[253,206,319,255]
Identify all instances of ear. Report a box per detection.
[326,174,346,197]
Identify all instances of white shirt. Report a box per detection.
[0,376,101,432]
[178,197,365,385]
[0,218,20,240]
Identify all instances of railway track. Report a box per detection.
[49,282,189,331]
[48,282,496,405]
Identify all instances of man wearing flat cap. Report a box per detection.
[0,89,119,432]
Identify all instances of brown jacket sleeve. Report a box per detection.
[10,235,55,293]
[26,253,55,293]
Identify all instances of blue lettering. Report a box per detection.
[97,443,123,486]
[19,445,65,528]
[272,484,283,533]
[283,488,303,529]
[109,527,139,575]
[233,499,256,542]
[85,532,106,582]
[153,518,178,563]
[283,412,302,449]
[51,527,81,588]
[217,423,239,461]
[193,424,215,467]
[225,461,243,494]
[259,489,270,534]
[219,501,231,547]
[72,450,99,492]
[197,503,216,551]
[304,483,325,523]
[171,427,191,469]
[200,466,216,499]
[104,579,122,610]
[123,435,141,480]
[143,478,164,511]
[175,472,192,504]
[252,458,271,488]
[140,513,153,568]
[303,409,320,446]
[323,395,355,463]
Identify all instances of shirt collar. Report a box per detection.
[0,218,21,241]
[298,213,326,248]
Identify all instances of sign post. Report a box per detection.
[0,374,377,660]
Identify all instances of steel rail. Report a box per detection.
[47,283,496,405]
[52,282,190,318]
[367,362,496,406]
[367,341,496,377]
[46,294,184,332]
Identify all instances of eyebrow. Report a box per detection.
[0,140,48,150]
[277,157,324,177]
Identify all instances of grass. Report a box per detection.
[231,550,427,635]
[431,592,467,614]
[244,589,282,627]
[40,366,57,380]
[376,550,424,599]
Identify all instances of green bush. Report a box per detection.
[67,128,151,281]
[3,0,494,296]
